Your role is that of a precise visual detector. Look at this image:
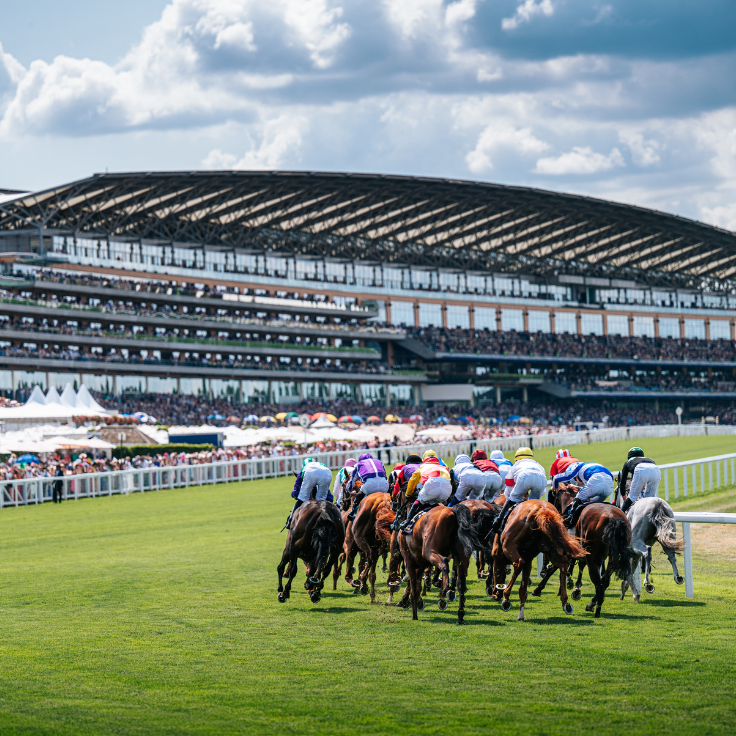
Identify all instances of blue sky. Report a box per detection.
[1,0,735,230]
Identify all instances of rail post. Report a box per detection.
[683,522,693,598]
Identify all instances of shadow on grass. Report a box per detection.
[643,599,706,608]
[308,606,365,614]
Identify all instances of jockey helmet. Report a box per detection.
[422,450,438,460]
[556,448,571,459]
[405,454,421,464]
[489,450,505,461]
[515,447,534,461]
[359,452,373,461]
[627,447,644,459]
[344,458,357,469]
[471,449,487,461]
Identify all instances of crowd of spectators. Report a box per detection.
[415,327,736,363]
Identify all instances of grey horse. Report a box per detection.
[621,497,686,601]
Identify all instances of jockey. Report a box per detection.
[471,449,503,501]
[550,448,580,481]
[490,447,547,537]
[333,458,357,507]
[392,454,422,498]
[346,453,389,521]
[285,457,334,529]
[450,453,487,505]
[619,447,660,513]
[557,461,615,528]
[400,452,452,528]
[489,450,513,485]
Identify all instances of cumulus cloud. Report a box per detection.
[535,146,624,174]
[619,130,661,167]
[502,0,554,31]
[203,113,307,169]
[466,124,548,172]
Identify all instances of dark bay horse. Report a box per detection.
[460,499,501,583]
[492,500,586,620]
[277,501,345,604]
[352,492,396,603]
[534,487,636,618]
[398,504,479,624]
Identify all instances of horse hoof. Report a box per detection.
[567,578,574,590]
[495,583,506,591]
[310,592,321,604]
[563,603,574,615]
[571,588,582,601]
[485,586,494,597]
[360,585,368,596]
[351,580,361,588]
[585,602,595,612]
[447,590,457,602]
[417,599,425,611]
[675,575,685,586]
[645,583,655,594]
[438,599,448,611]
[277,592,286,603]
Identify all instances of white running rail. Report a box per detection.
[672,512,736,599]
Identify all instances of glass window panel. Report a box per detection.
[81,374,115,393]
[446,305,470,329]
[501,309,524,332]
[684,319,706,340]
[710,320,731,340]
[555,312,578,335]
[330,383,357,400]
[474,307,496,330]
[528,310,551,333]
[242,380,270,402]
[581,314,603,336]
[419,302,443,327]
[633,316,655,338]
[210,379,240,399]
[117,376,146,394]
[659,318,680,339]
[390,301,415,327]
[389,385,413,404]
[360,384,386,403]
[606,314,629,337]
[301,382,330,400]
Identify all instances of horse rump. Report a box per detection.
[451,503,483,558]
[311,506,338,574]
[534,505,587,559]
[651,499,686,554]
[601,514,633,580]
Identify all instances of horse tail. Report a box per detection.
[602,514,633,580]
[472,507,498,553]
[651,499,686,554]
[534,506,587,559]
[375,501,395,543]
[452,503,480,558]
[311,514,336,571]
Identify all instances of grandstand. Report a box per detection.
[1,170,736,421]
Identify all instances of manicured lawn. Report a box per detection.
[0,435,734,734]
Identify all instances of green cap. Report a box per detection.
[627,447,644,459]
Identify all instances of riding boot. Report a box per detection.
[491,500,516,537]
[400,500,422,529]
[564,499,584,528]
[347,491,365,522]
[285,499,303,529]
[621,497,634,514]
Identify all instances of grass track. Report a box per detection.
[0,436,734,734]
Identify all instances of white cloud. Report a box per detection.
[502,0,554,31]
[203,113,307,169]
[700,203,736,231]
[619,130,660,166]
[535,146,624,175]
[466,124,548,172]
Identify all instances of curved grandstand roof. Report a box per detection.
[1,170,735,290]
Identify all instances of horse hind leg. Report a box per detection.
[664,547,685,586]
[381,550,388,574]
[531,563,557,597]
[572,559,587,601]
[283,552,299,600]
[457,557,469,625]
[585,559,605,618]
[277,546,290,594]
[333,551,346,590]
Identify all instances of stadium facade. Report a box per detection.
[1,171,736,415]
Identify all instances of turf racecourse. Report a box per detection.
[0,438,734,734]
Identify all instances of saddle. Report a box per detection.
[402,508,431,534]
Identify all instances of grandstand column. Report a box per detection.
[522,386,528,403]
[496,307,502,332]
[629,314,634,337]
[705,319,711,340]
[496,385,501,404]
[654,316,660,338]
[387,341,394,367]
[523,310,529,332]
[549,312,556,333]
[576,312,582,335]
[414,302,420,326]
[442,303,448,328]
[680,317,686,339]
[469,307,475,329]
[732,321,736,342]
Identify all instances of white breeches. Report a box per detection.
[360,476,389,495]
[483,471,503,501]
[297,466,333,502]
[629,463,660,502]
[577,472,614,503]
[417,476,452,504]
[507,470,547,504]
[454,471,486,502]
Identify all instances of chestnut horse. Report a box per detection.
[352,492,396,603]
[491,500,586,620]
[534,487,636,618]
[399,504,479,624]
[277,501,345,604]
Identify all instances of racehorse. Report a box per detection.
[399,504,479,624]
[534,486,636,618]
[622,497,686,599]
[277,500,345,604]
[491,500,586,620]
[351,492,396,603]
